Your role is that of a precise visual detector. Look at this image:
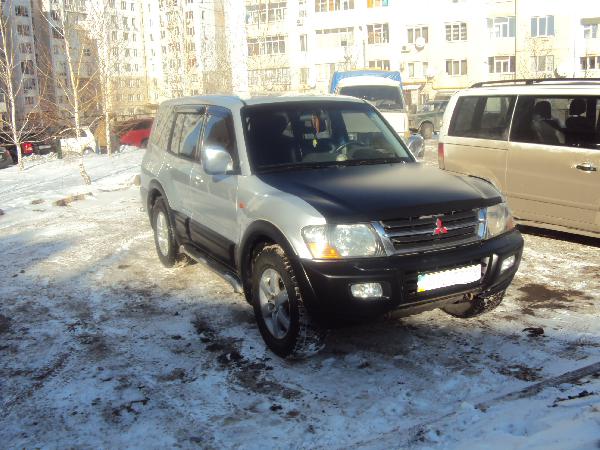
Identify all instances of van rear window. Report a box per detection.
[449,96,515,140]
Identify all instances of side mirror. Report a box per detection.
[202,146,233,175]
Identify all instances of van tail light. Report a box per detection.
[438,143,445,170]
[22,142,34,155]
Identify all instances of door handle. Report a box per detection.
[575,163,597,172]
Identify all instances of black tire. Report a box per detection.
[251,244,327,358]
[420,122,434,140]
[151,197,178,267]
[141,139,149,149]
[442,289,506,318]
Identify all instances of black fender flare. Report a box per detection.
[146,180,168,219]
[237,221,319,313]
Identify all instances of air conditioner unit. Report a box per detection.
[401,45,410,53]
[297,19,303,26]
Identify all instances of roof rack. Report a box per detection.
[470,78,600,88]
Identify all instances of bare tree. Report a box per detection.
[36,0,100,184]
[0,0,48,170]
[518,37,555,79]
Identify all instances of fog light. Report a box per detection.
[351,283,383,299]
[501,255,516,273]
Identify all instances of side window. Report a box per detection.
[202,111,238,168]
[511,96,599,149]
[449,96,514,140]
[179,114,203,158]
[449,97,479,137]
[168,114,186,154]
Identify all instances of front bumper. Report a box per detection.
[293,229,523,327]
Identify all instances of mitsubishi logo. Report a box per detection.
[433,218,448,235]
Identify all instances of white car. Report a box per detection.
[58,127,97,155]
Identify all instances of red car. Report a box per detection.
[119,119,153,148]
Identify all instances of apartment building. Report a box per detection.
[0,0,41,126]
[243,0,600,106]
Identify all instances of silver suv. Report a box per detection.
[141,95,524,358]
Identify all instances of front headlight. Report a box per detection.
[485,203,515,238]
[302,224,384,259]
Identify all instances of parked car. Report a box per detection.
[409,99,449,139]
[439,78,600,239]
[57,127,97,156]
[2,134,59,163]
[141,95,523,358]
[0,146,13,169]
[119,118,153,148]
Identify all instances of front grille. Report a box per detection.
[380,209,481,253]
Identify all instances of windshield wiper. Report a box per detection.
[257,161,345,173]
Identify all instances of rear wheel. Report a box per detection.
[152,197,178,267]
[442,290,506,318]
[251,245,327,358]
[420,122,434,140]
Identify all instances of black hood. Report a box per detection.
[258,163,502,223]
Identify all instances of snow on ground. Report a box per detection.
[0,145,599,449]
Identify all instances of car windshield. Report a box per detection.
[338,85,405,111]
[243,101,414,173]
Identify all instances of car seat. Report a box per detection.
[250,113,297,166]
[565,98,595,146]
[531,101,564,145]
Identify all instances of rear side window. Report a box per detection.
[449,95,515,140]
[169,112,204,158]
[511,95,600,149]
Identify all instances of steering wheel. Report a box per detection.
[330,141,367,155]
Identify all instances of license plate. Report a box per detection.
[39,145,51,149]
[417,264,481,293]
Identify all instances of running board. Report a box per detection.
[179,244,243,294]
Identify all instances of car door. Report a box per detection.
[59,128,79,154]
[507,95,600,233]
[188,106,240,268]
[162,107,206,239]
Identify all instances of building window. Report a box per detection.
[248,67,291,89]
[315,0,354,13]
[300,67,309,85]
[531,16,555,37]
[580,55,600,70]
[25,96,35,105]
[407,26,428,44]
[488,17,515,38]
[531,55,554,72]
[246,1,287,24]
[247,35,286,56]
[17,24,32,36]
[488,56,516,73]
[300,34,307,52]
[367,23,389,44]
[19,42,33,54]
[408,62,415,77]
[367,0,388,7]
[315,27,354,47]
[583,23,599,39]
[15,5,29,16]
[445,22,467,41]
[445,59,467,75]
[20,60,34,75]
[369,60,390,70]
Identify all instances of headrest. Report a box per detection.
[569,98,586,116]
[252,114,288,138]
[533,101,552,120]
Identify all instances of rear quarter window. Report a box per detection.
[449,95,515,140]
[149,105,174,150]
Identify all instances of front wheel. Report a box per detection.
[442,289,506,318]
[251,245,327,358]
